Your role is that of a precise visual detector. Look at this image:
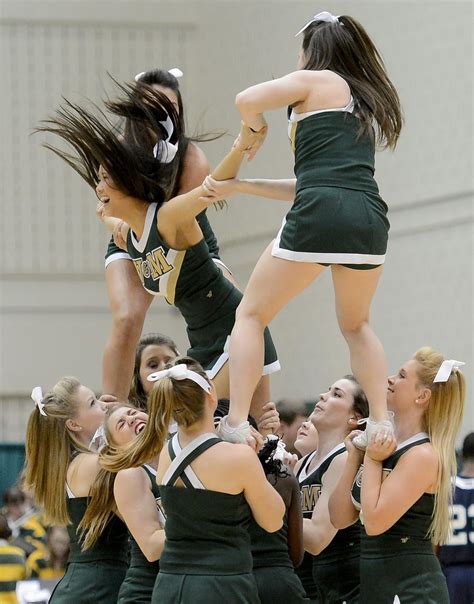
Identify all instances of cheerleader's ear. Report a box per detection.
[65,418,83,433]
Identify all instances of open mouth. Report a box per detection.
[135,422,146,435]
[100,196,110,204]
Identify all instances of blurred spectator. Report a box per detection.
[0,513,28,603]
[439,432,474,604]
[2,487,46,556]
[276,400,308,455]
[26,526,69,580]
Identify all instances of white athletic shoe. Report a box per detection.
[353,412,395,451]
[216,415,251,443]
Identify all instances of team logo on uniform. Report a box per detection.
[133,246,174,284]
[301,484,322,513]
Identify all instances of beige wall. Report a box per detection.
[1,1,472,441]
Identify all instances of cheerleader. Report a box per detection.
[101,68,233,401]
[104,356,285,603]
[294,375,368,603]
[249,436,307,603]
[329,348,466,603]
[24,378,128,603]
[202,11,402,446]
[100,404,164,603]
[128,332,179,410]
[38,83,279,420]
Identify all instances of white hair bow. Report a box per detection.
[147,363,211,393]
[31,386,47,417]
[134,67,184,82]
[295,11,340,37]
[168,67,183,79]
[153,113,179,164]
[433,359,465,383]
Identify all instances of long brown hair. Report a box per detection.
[36,80,181,205]
[300,15,402,149]
[413,347,465,544]
[24,377,89,525]
[101,357,211,472]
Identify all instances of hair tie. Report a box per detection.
[295,11,341,37]
[147,363,211,393]
[433,359,465,383]
[31,386,47,417]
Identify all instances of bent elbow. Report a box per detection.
[363,519,385,536]
[235,91,247,108]
[235,90,255,111]
[265,517,284,533]
[144,548,160,563]
[306,541,324,557]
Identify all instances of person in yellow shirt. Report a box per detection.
[0,513,28,604]
[27,526,69,580]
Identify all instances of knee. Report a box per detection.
[111,306,145,339]
[339,317,369,339]
[235,301,267,330]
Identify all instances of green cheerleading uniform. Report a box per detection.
[152,433,260,604]
[272,98,389,269]
[248,496,308,604]
[126,202,280,378]
[105,208,224,267]
[297,443,361,603]
[49,491,128,604]
[351,432,449,604]
[118,464,162,603]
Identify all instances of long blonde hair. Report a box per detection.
[413,347,466,544]
[78,403,137,549]
[24,377,89,525]
[100,357,210,473]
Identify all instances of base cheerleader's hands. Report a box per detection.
[345,430,365,463]
[366,430,397,462]
[234,120,268,161]
[257,402,281,437]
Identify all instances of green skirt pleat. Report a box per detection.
[50,560,127,604]
[118,562,159,603]
[253,566,309,603]
[151,572,260,604]
[360,553,449,603]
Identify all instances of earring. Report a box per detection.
[415,399,419,403]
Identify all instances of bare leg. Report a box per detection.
[103,259,153,399]
[212,362,230,400]
[331,265,388,423]
[211,358,269,421]
[250,376,270,421]
[228,243,326,427]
